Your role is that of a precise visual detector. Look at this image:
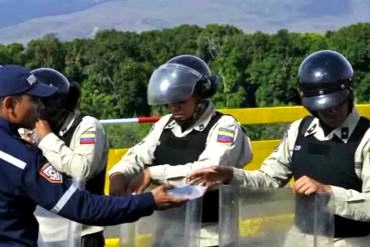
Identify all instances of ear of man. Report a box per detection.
[1,95,21,116]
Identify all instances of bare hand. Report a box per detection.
[109,173,129,196]
[151,184,187,210]
[128,168,151,194]
[34,119,52,141]
[19,128,34,143]
[186,166,233,186]
[292,176,332,196]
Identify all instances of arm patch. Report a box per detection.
[39,163,63,184]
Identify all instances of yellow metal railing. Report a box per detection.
[104,104,370,194]
[104,104,370,246]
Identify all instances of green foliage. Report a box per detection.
[244,124,289,140]
[25,34,66,70]
[3,23,370,146]
[104,124,153,148]
[112,59,152,116]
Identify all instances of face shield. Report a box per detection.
[302,90,350,112]
[147,63,203,105]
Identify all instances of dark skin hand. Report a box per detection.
[292,176,332,195]
[127,168,152,194]
[151,184,188,210]
[186,166,233,186]
[187,167,332,197]
[110,169,152,196]
[110,174,187,209]
[109,173,129,196]
[34,119,52,141]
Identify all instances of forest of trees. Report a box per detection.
[1,23,370,146]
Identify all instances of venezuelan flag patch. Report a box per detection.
[217,127,235,143]
[80,131,96,144]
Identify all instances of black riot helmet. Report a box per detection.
[298,50,354,112]
[147,55,222,105]
[31,68,81,132]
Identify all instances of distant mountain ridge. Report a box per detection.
[0,0,105,28]
[0,0,370,44]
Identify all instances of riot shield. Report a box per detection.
[119,198,202,247]
[219,186,334,247]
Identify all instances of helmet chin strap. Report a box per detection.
[175,99,208,131]
[192,99,208,121]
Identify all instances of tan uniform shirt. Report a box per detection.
[38,112,108,179]
[36,111,109,240]
[232,108,370,223]
[109,101,252,185]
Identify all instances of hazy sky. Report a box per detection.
[0,0,369,44]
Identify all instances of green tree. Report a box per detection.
[24,34,66,70]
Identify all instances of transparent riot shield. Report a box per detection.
[118,222,136,247]
[119,198,202,247]
[219,186,334,247]
[219,185,240,247]
[37,178,83,247]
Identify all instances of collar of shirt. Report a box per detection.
[304,109,360,143]
[164,100,216,136]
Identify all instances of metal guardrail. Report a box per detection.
[100,104,370,126]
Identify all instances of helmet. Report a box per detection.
[31,68,80,111]
[147,55,221,105]
[298,50,354,112]
[32,68,70,94]
[31,68,81,132]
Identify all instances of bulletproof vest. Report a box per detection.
[153,112,222,223]
[61,113,106,195]
[292,116,370,238]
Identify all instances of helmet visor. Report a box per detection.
[302,90,350,112]
[147,63,203,105]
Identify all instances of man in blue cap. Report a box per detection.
[0,65,186,246]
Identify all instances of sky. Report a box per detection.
[0,0,369,44]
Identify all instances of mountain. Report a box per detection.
[0,0,106,28]
[0,0,370,44]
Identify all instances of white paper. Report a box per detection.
[168,185,207,200]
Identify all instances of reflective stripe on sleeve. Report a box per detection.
[50,183,78,214]
[0,150,26,169]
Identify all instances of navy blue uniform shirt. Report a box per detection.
[0,117,156,246]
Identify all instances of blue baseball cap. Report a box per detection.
[0,65,57,98]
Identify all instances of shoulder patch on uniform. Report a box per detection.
[80,130,96,144]
[217,127,235,143]
[39,163,63,184]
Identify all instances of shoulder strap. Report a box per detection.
[298,115,315,136]
[348,117,370,142]
[61,113,85,146]
[208,111,223,128]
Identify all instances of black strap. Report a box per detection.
[348,117,370,142]
[61,112,85,146]
[298,115,314,136]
